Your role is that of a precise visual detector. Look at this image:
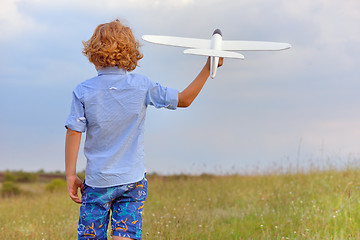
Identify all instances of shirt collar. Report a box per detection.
[98,67,127,76]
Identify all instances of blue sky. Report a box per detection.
[1,0,360,174]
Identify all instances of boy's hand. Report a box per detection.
[205,57,224,69]
[66,175,84,204]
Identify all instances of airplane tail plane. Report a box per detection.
[183,49,245,59]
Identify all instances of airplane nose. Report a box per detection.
[212,29,222,36]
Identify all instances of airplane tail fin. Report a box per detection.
[210,57,219,79]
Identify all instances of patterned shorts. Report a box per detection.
[78,175,148,240]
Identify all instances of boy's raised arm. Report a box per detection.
[178,57,223,108]
[65,129,84,204]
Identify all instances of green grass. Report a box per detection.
[1,170,360,239]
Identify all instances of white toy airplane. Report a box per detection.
[142,29,291,78]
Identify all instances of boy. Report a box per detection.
[65,19,223,240]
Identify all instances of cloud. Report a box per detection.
[14,0,195,15]
[281,0,360,52]
[0,0,46,42]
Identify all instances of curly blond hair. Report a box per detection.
[82,19,143,71]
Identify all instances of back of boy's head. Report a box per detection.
[82,19,143,71]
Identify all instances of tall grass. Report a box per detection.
[0,182,79,239]
[1,169,360,239]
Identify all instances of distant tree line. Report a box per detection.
[0,170,86,197]
[3,171,38,183]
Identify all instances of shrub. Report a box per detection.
[45,179,67,192]
[1,181,21,196]
[4,172,17,182]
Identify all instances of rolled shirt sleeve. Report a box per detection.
[146,81,179,110]
[65,87,87,132]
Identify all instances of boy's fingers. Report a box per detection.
[69,190,82,204]
[68,183,83,204]
[66,176,84,204]
[218,57,224,67]
[71,196,82,204]
[73,197,82,204]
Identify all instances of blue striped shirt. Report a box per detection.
[65,67,178,187]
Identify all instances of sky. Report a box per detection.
[1,0,360,174]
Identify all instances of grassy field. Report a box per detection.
[1,169,360,239]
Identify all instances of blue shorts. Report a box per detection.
[78,175,148,240]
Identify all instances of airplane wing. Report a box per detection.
[184,49,245,59]
[142,35,211,49]
[222,40,291,51]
